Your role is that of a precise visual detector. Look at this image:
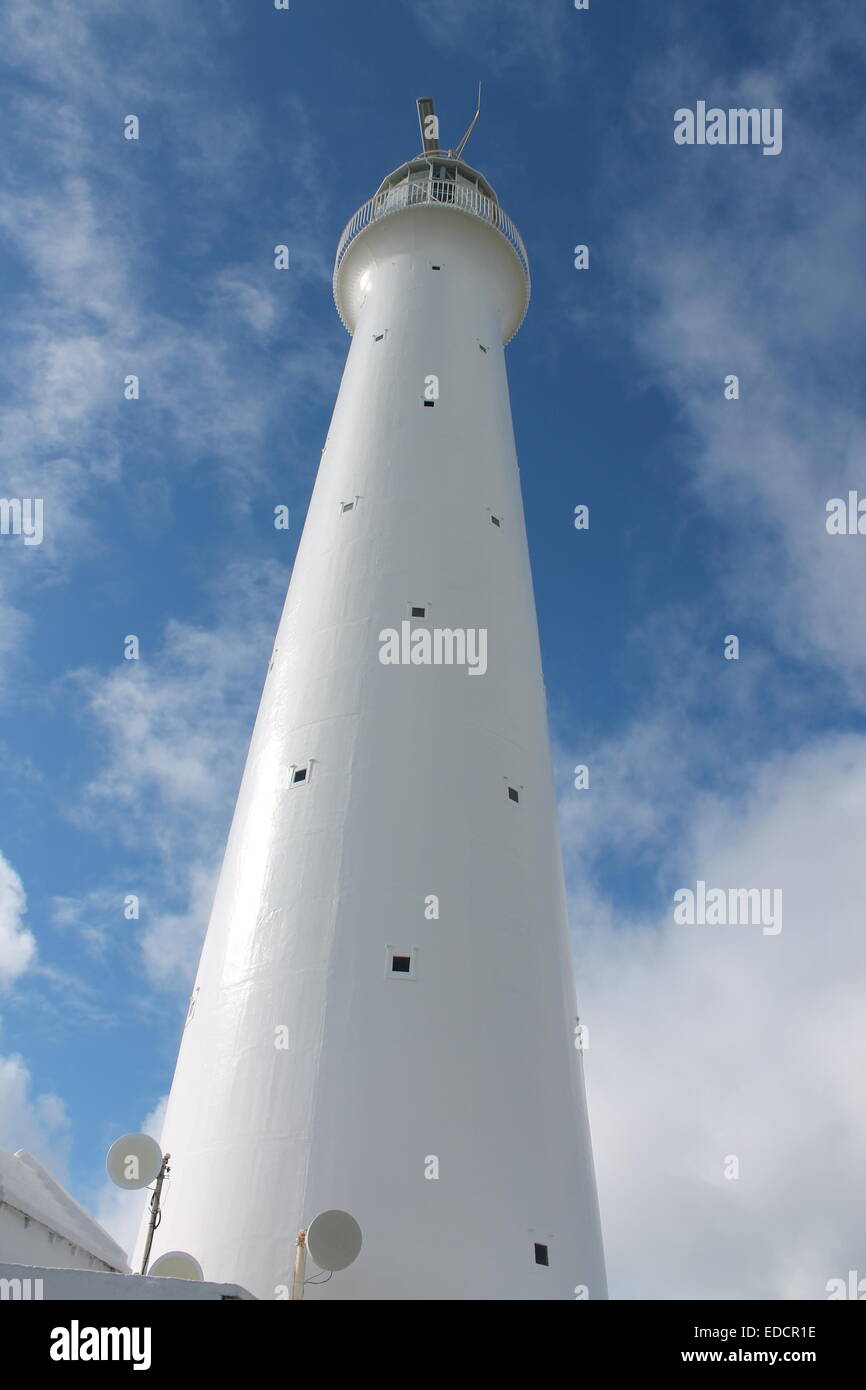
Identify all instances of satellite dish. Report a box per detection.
[148,1251,203,1281]
[306,1209,362,1272]
[106,1133,163,1190]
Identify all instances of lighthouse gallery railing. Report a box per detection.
[334,178,530,285]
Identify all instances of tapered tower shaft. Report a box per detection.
[139,149,606,1300]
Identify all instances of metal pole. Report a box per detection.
[140,1153,171,1275]
[290,1229,307,1300]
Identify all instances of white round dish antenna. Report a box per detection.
[306,1209,362,1272]
[106,1133,162,1190]
[148,1251,204,1281]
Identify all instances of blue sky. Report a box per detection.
[2,0,865,1299]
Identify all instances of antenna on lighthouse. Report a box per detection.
[416,97,440,154]
[289,1210,362,1300]
[106,1132,174,1276]
[454,82,483,161]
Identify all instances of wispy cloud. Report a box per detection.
[73,557,288,990]
[603,3,866,700]
[0,0,342,679]
[410,0,579,94]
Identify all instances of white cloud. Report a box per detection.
[0,1051,70,1180]
[50,889,128,958]
[569,734,866,1299]
[81,561,286,830]
[0,851,37,989]
[139,862,220,992]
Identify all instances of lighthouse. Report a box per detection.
[138,101,607,1301]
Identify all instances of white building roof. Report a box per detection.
[0,1148,130,1272]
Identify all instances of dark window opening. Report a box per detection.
[373,332,385,341]
[411,606,426,619]
[534,1243,549,1267]
[431,265,441,271]
[392,955,412,973]
[341,501,355,513]
[479,343,488,353]
[491,515,501,527]
[293,768,308,785]
[423,399,435,407]
[508,786,519,803]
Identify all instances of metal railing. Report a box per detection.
[334,177,530,285]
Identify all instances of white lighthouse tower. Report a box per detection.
[139,102,607,1301]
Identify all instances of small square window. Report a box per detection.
[341,500,355,513]
[479,343,488,353]
[386,946,416,979]
[284,762,313,789]
[423,399,435,407]
[508,786,519,803]
[534,1243,549,1267]
[431,264,441,271]
[491,514,501,527]
[373,332,386,342]
[411,606,426,618]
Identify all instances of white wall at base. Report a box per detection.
[0,1263,255,1300]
